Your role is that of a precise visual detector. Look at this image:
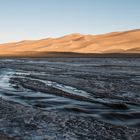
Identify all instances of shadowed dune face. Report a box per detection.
[0,29,140,56]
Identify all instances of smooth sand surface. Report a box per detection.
[0,29,140,57]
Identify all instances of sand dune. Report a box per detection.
[0,29,140,57]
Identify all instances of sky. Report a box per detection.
[0,0,140,43]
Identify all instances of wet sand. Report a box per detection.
[0,58,140,139]
[1,98,140,140]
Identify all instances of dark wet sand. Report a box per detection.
[0,135,14,140]
[1,98,140,140]
[0,52,140,58]
[0,58,140,139]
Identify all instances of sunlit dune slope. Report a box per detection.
[0,29,140,56]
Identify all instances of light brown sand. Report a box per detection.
[0,29,140,57]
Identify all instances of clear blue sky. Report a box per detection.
[0,0,140,43]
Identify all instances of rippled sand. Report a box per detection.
[0,58,140,139]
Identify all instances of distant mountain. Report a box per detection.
[0,29,140,57]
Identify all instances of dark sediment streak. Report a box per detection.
[0,52,140,58]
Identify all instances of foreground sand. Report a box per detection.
[0,98,140,140]
[0,135,14,140]
[0,58,140,139]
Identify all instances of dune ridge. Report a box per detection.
[0,29,140,57]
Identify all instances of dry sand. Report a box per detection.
[0,29,140,57]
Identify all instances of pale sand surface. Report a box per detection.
[0,29,140,57]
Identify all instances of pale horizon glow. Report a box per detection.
[0,0,140,43]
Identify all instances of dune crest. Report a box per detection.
[0,29,140,56]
